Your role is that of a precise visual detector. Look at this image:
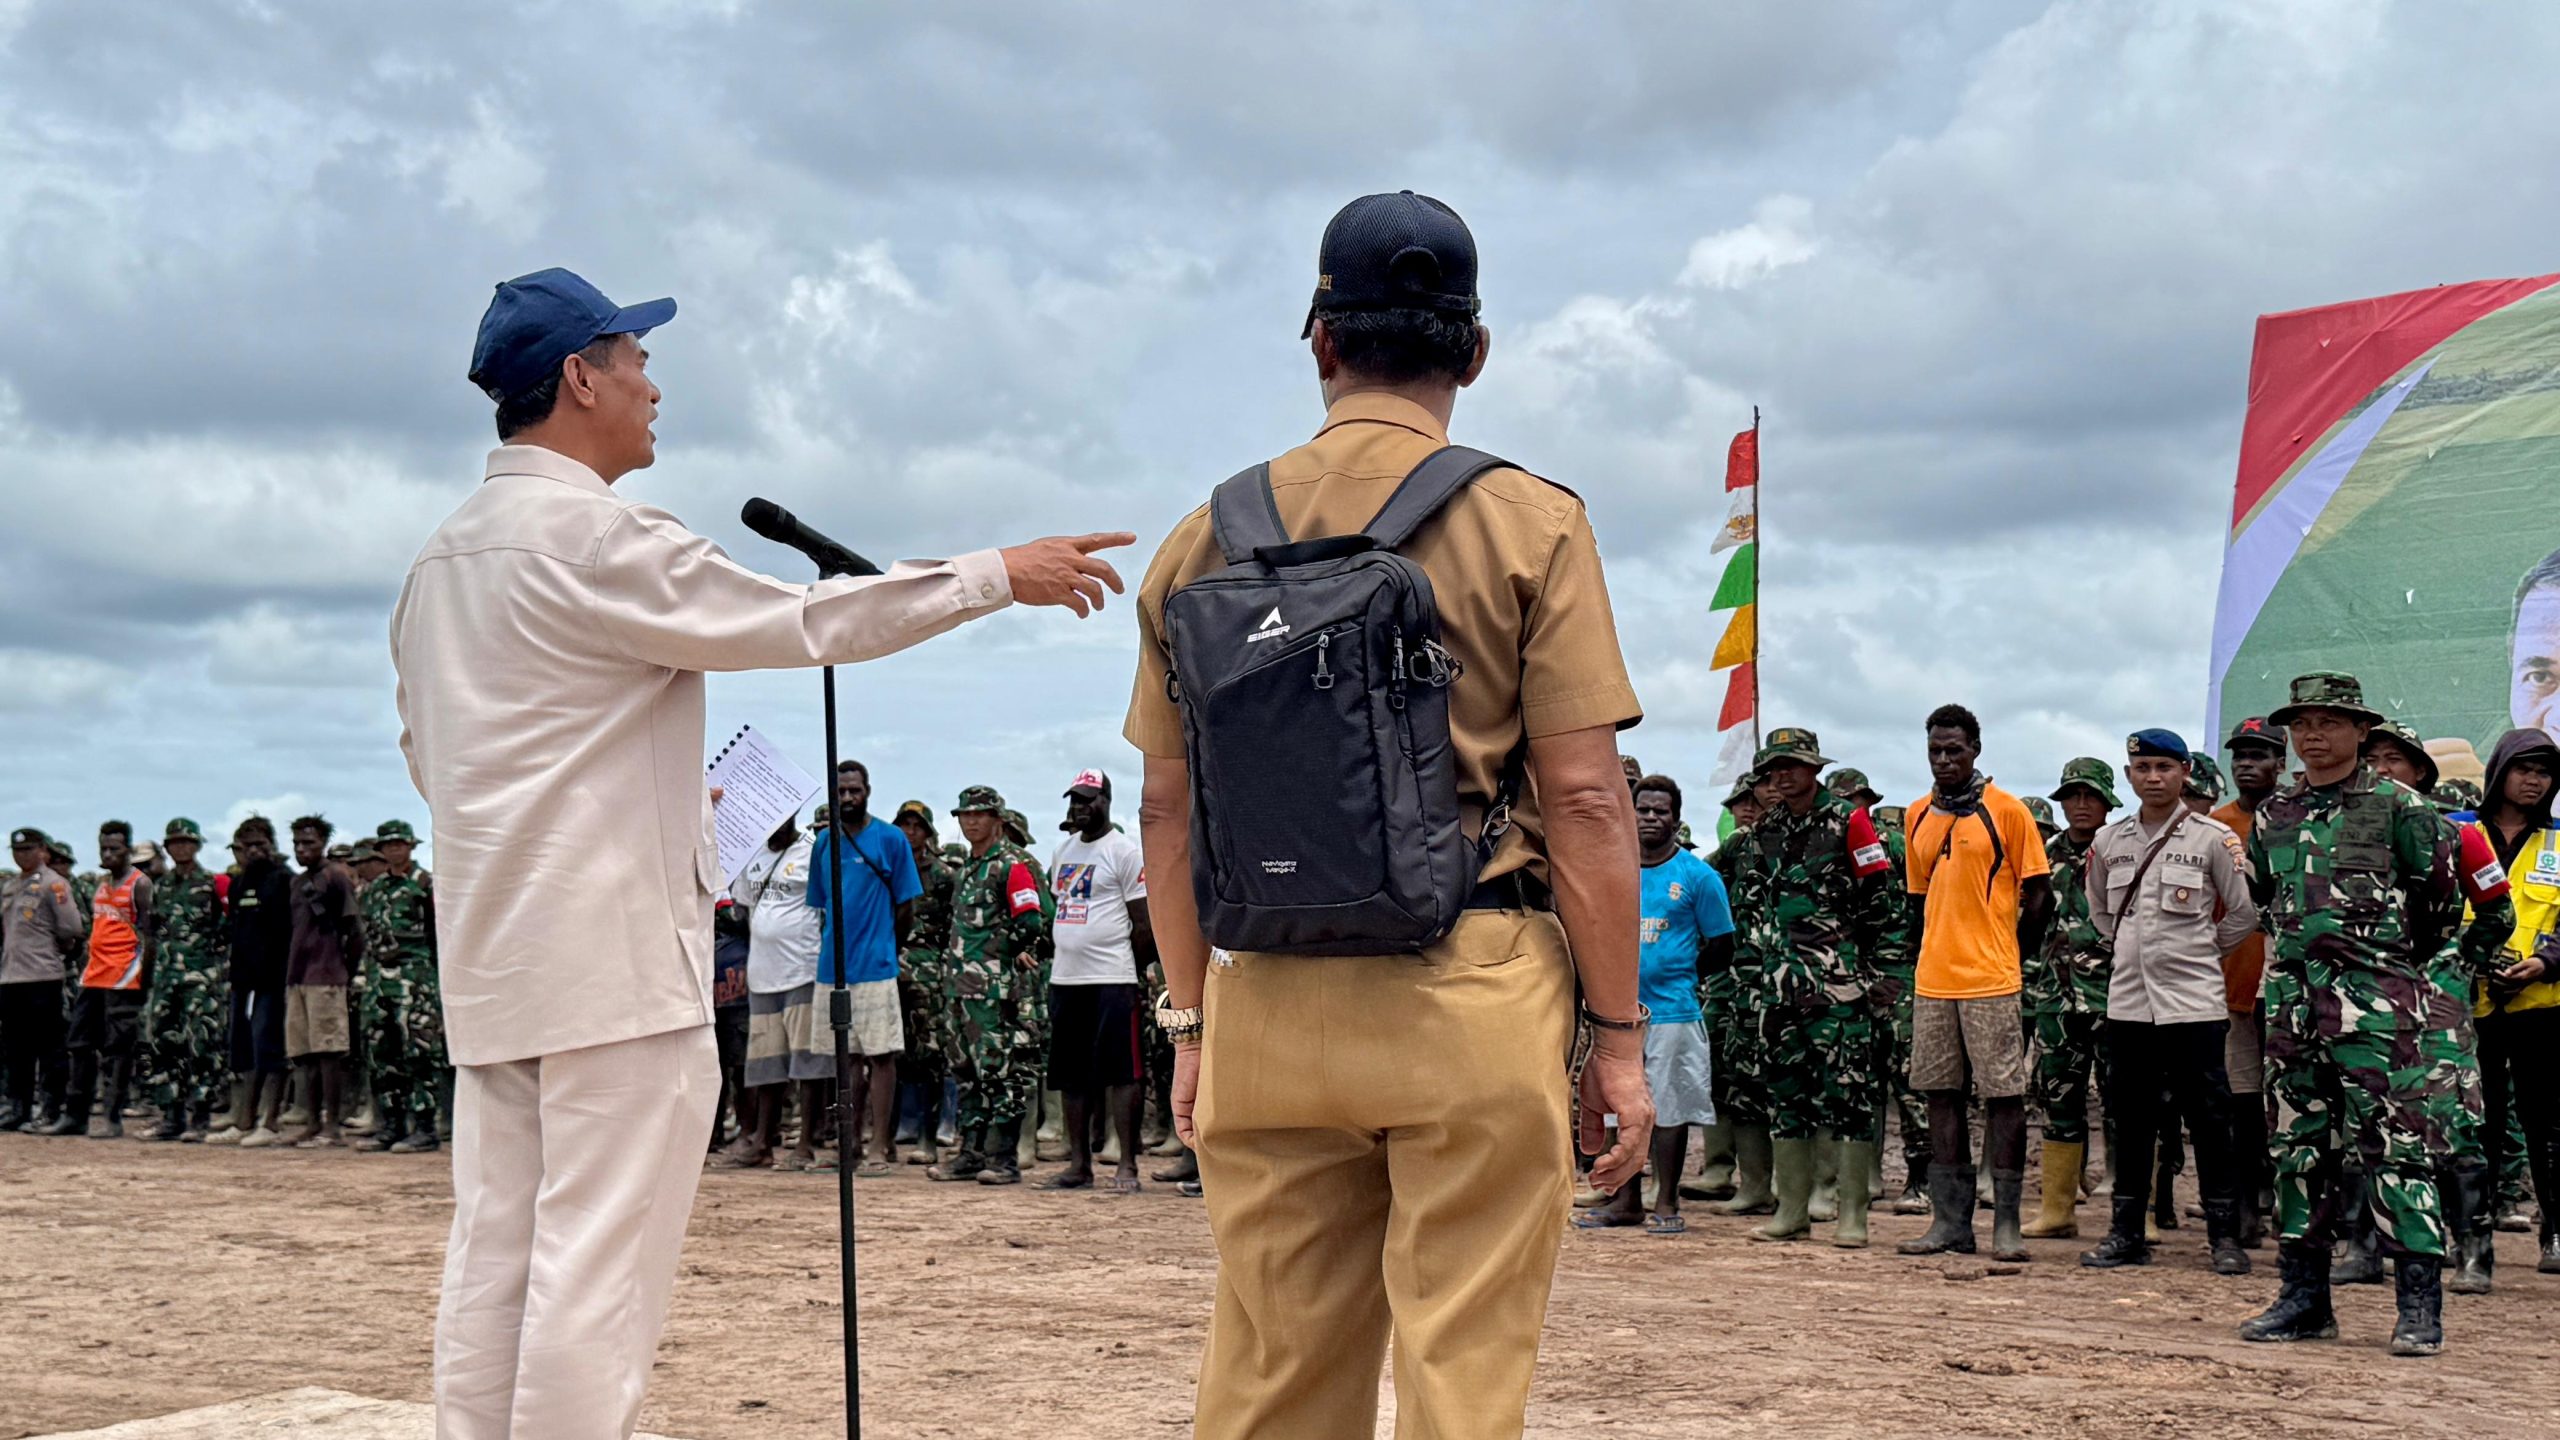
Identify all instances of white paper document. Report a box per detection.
[706,724,819,888]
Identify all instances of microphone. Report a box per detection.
[740,498,883,579]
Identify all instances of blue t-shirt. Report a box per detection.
[807,816,924,985]
[1640,849,1733,1025]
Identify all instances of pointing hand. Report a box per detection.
[1001,532,1136,618]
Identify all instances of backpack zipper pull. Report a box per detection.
[1313,631,1335,690]
[1389,631,1408,710]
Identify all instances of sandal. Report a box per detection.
[707,1149,774,1170]
[1037,1173,1095,1192]
[853,1160,896,1179]
[1098,1175,1144,1196]
[1645,1214,1688,1237]
[1572,1210,1645,1230]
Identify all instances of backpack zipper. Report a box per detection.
[1312,631,1335,690]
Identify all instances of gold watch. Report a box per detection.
[1155,994,1204,1044]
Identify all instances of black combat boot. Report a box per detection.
[2080,1196,2152,1268]
[2444,1168,2493,1295]
[1897,1166,1976,1255]
[978,1117,1022,1186]
[144,1110,187,1142]
[2239,1241,2338,1343]
[95,1058,131,1139]
[359,1108,407,1152]
[927,1127,987,1182]
[2205,1199,2251,1276]
[2333,1174,2386,1284]
[2388,1256,2444,1357]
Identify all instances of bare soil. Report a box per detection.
[2,1133,2554,1439]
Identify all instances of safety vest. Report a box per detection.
[2476,820,2560,1016]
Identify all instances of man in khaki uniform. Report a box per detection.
[1127,191,1649,1439]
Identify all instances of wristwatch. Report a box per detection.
[1155,994,1205,1045]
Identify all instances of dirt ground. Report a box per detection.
[3,1132,2556,1440]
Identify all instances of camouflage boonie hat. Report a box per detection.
[1873,804,1906,832]
[954,785,1005,815]
[376,819,419,843]
[1001,809,1033,845]
[894,800,937,831]
[2021,795,2060,835]
[348,837,382,862]
[2362,720,2439,792]
[2050,756,2122,810]
[47,838,74,864]
[2434,778,2484,815]
[1826,768,1883,805]
[2269,670,2383,728]
[2185,753,2227,802]
[1721,776,1760,811]
[164,817,204,841]
[1753,726,1830,772]
[2225,715,2289,754]
[327,843,354,863]
[811,801,835,824]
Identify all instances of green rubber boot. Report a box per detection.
[1749,1137,1818,1243]
[1714,1125,1776,1216]
[1835,1139,1881,1248]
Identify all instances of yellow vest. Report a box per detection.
[2477,821,2560,1016]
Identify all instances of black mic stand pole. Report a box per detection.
[807,552,877,1440]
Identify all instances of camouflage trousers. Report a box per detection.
[2029,1007,2106,1145]
[1876,977,1928,1164]
[140,969,229,1113]
[2265,1025,2459,1258]
[949,980,1044,1130]
[2428,1015,2486,1165]
[357,963,450,1125]
[898,950,950,1092]
[1763,1001,1883,1142]
[1708,979,1767,1128]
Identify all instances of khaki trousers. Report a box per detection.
[1193,909,1576,1440]
[436,1025,719,1439]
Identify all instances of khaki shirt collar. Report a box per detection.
[484,444,613,497]
[1313,392,1450,446]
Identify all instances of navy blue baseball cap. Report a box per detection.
[468,268,676,401]
[2126,728,2190,764]
[1303,191,1481,339]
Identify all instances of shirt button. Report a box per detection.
[979,584,996,599]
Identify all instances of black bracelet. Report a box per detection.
[1580,1001,1649,1032]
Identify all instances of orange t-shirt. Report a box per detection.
[2210,800,2266,1012]
[1904,782,2051,1000]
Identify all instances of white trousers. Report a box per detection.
[436,1025,719,1440]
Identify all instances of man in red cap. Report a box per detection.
[1040,769,1154,1192]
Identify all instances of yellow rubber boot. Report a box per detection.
[2021,1140,2084,1239]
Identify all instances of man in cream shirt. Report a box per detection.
[392,268,1129,1439]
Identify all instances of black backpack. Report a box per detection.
[1162,445,1520,955]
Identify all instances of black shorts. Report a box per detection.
[1046,982,1144,1093]
[229,984,286,1075]
[714,1000,750,1075]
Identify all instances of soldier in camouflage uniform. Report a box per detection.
[1825,766,1921,1213]
[925,786,1053,1186]
[892,800,958,1163]
[2360,721,2502,1292]
[140,818,228,1142]
[2021,758,2118,1239]
[2240,674,2513,1357]
[1740,730,1910,1248]
[356,820,444,1153]
[1703,772,1776,1215]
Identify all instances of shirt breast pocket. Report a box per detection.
[2158,862,2209,917]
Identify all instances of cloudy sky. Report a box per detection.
[5,0,2557,861]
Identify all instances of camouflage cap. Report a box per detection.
[2433,778,2484,815]
[163,817,204,841]
[2362,720,2439,792]
[894,800,937,831]
[1753,726,1830,772]
[2225,715,2289,754]
[1721,776,1760,811]
[2185,753,2227,802]
[376,819,419,843]
[1873,804,1906,831]
[954,785,1005,814]
[2021,795,2060,835]
[1001,808,1033,845]
[9,827,49,850]
[327,843,355,863]
[1826,767,1883,805]
[2049,756,2121,810]
[811,801,835,824]
[47,838,74,863]
[348,837,382,862]
[2268,670,2383,728]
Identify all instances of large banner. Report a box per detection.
[2210,274,2560,784]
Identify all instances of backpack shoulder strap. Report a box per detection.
[1208,463,1287,565]
[1363,446,1512,551]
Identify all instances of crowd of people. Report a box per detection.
[7,671,2556,1365]
[1589,670,2557,1361]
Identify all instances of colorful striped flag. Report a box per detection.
[1707,418,1760,804]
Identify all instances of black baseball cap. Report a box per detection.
[468,267,676,402]
[1302,191,1481,339]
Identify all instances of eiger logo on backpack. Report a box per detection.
[1162,445,1524,956]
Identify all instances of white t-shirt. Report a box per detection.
[1048,829,1148,986]
[744,832,821,993]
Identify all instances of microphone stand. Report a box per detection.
[804,550,878,1440]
